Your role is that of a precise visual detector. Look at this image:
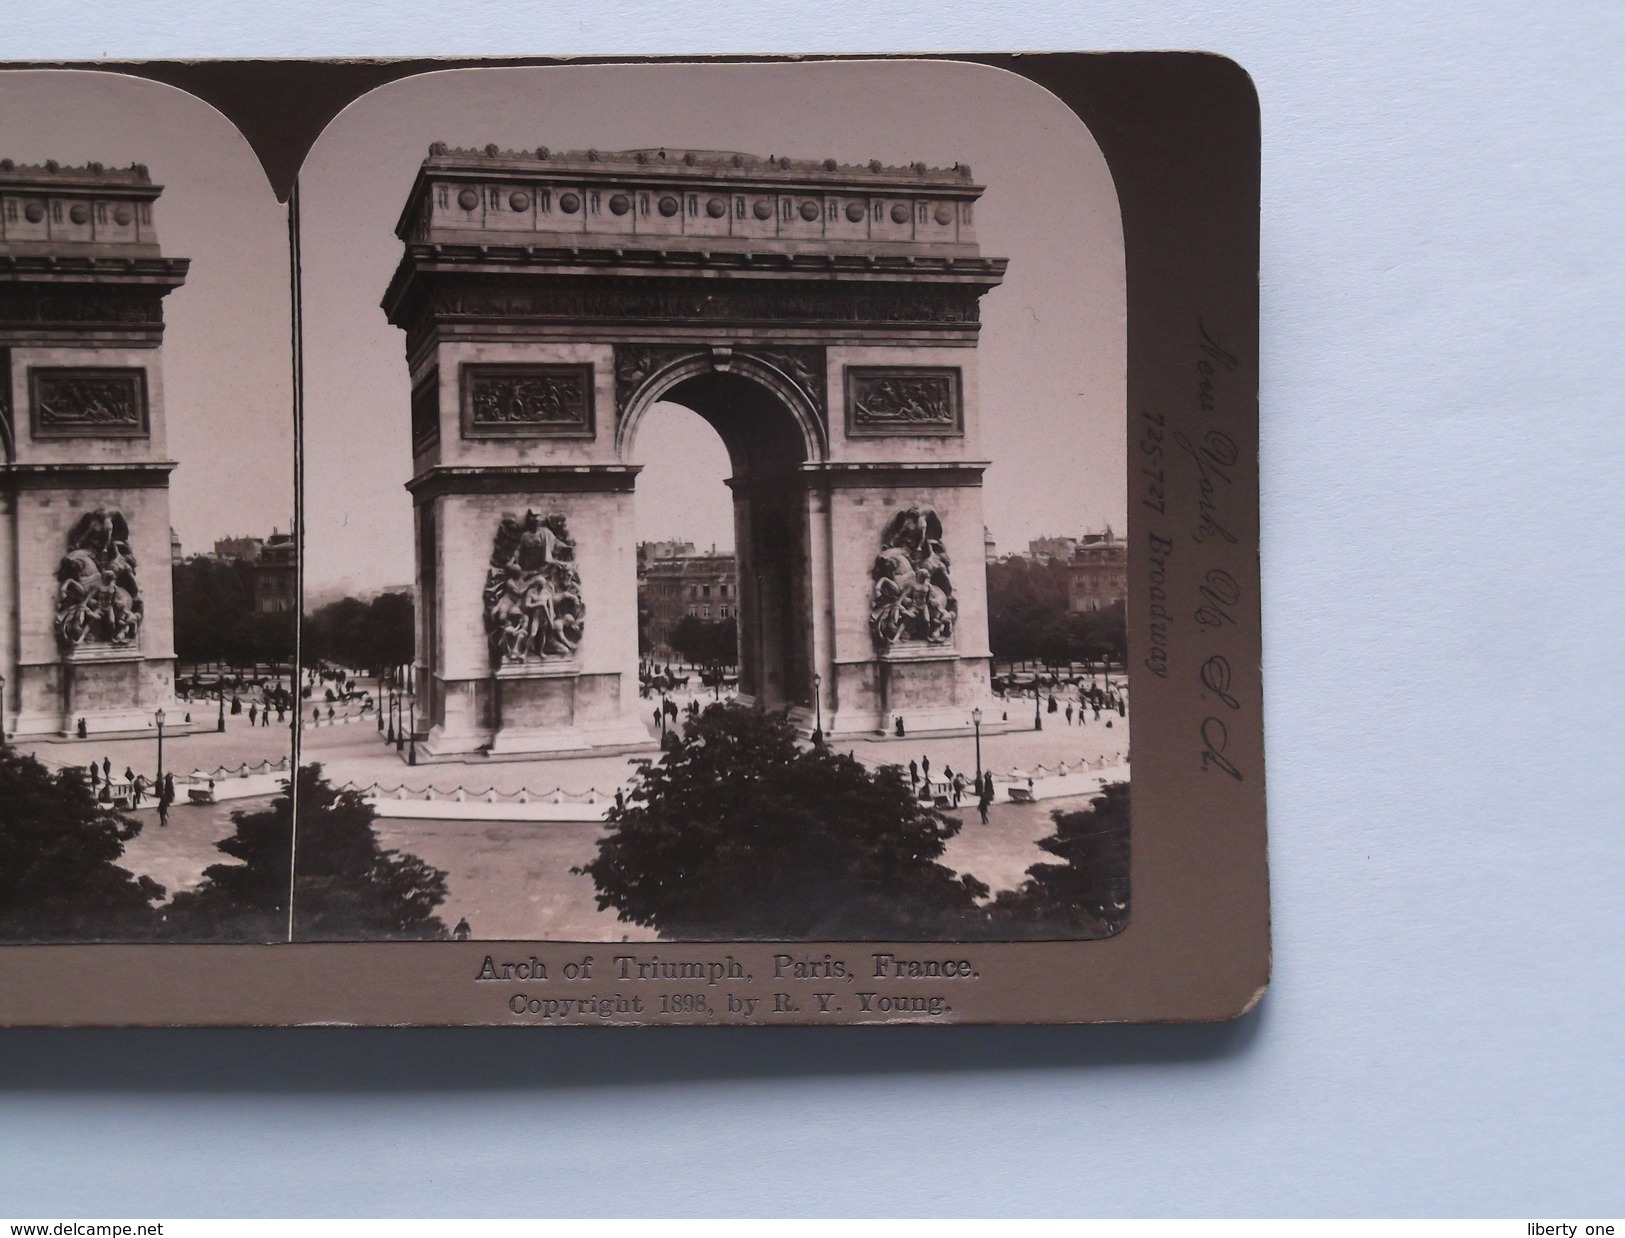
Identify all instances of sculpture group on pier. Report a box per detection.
[870,505,957,648]
[54,508,144,649]
[484,510,585,664]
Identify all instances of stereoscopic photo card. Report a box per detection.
[0,54,1266,1025]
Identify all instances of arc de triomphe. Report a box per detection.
[383,145,1008,758]
[0,160,187,739]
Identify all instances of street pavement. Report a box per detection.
[38,691,1127,942]
[98,783,1117,942]
[17,713,294,786]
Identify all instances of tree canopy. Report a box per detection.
[303,592,415,674]
[0,750,164,942]
[578,704,988,939]
[167,763,449,942]
[986,557,1125,666]
[667,616,738,669]
[991,781,1130,939]
[171,557,296,670]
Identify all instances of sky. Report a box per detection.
[0,71,295,557]
[298,59,1126,595]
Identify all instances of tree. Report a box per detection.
[578,704,988,939]
[985,557,1127,668]
[985,556,1070,663]
[167,764,449,941]
[304,592,414,673]
[668,616,738,669]
[0,750,164,942]
[172,557,256,667]
[990,781,1130,939]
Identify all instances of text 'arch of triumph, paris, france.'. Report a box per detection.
[381,144,1014,759]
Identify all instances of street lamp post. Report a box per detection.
[1034,684,1043,731]
[971,706,983,786]
[0,673,7,749]
[154,707,166,790]
[216,686,225,733]
[407,693,417,766]
[812,672,823,744]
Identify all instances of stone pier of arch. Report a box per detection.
[0,160,189,740]
[382,145,1011,758]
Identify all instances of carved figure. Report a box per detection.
[870,506,956,648]
[484,510,585,664]
[55,508,143,648]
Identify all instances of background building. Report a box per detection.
[251,529,297,614]
[640,545,738,658]
[1067,527,1126,613]
[1026,535,1078,564]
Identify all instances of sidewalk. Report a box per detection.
[16,716,295,787]
[296,700,1128,822]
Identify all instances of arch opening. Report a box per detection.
[624,367,817,713]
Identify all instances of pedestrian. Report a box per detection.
[313,706,320,724]
[249,703,258,726]
[87,761,99,789]
[76,717,88,738]
[157,797,168,829]
[1048,693,1057,714]
[977,788,991,826]
[124,765,135,786]
[952,773,965,807]
[1065,704,1073,726]
[102,756,111,781]
[327,705,335,720]
[453,917,472,941]
[1118,698,1125,716]
[908,760,919,790]
[982,769,994,801]
[894,715,906,738]
[131,774,144,808]
[262,708,269,728]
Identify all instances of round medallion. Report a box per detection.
[799,200,821,222]
[609,193,631,216]
[24,202,44,223]
[845,201,866,223]
[752,199,773,221]
[706,197,727,219]
[934,203,955,226]
[509,191,531,211]
[457,188,480,211]
[558,192,581,214]
[69,204,89,225]
[658,194,680,217]
[113,204,133,226]
[890,202,911,224]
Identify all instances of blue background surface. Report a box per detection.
[2,2,1622,1217]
